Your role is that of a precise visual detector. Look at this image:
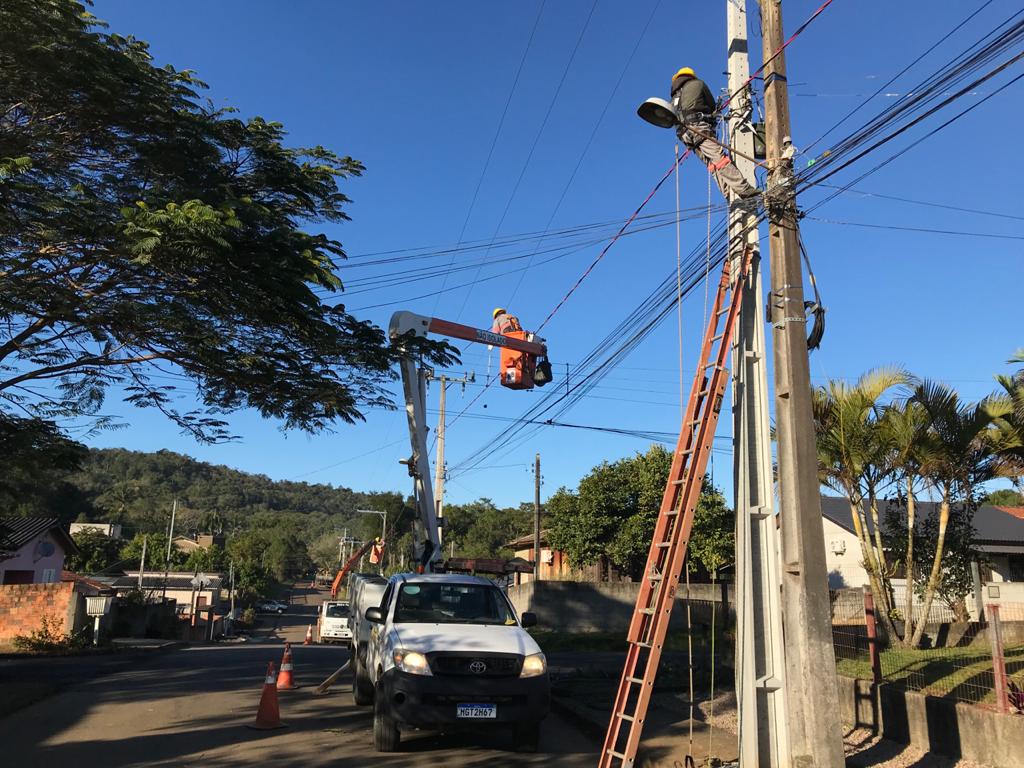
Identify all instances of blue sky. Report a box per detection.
[84,0,1023,506]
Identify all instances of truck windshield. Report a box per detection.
[394,583,516,625]
[325,604,349,618]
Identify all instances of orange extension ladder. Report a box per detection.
[598,247,752,768]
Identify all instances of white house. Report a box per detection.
[0,517,79,585]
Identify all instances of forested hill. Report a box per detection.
[8,447,380,537]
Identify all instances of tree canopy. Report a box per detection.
[547,445,734,579]
[0,0,453,445]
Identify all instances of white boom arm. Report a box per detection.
[389,311,547,572]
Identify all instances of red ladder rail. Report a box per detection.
[598,248,752,768]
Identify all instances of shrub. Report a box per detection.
[12,616,87,653]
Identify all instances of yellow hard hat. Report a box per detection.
[673,67,696,81]
[492,307,506,319]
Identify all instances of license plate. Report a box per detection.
[456,703,496,719]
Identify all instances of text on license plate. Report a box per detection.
[456,703,496,719]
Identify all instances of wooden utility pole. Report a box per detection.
[162,498,177,602]
[760,2,844,764]
[534,453,542,581]
[726,1,789,764]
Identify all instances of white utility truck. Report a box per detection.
[348,573,388,705]
[318,600,352,644]
[362,572,549,752]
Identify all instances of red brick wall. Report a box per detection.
[0,581,77,644]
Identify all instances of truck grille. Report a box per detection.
[428,653,523,677]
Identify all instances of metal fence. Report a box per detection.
[830,590,1024,713]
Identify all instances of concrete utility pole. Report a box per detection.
[427,371,473,547]
[434,376,447,545]
[533,453,542,581]
[137,535,147,591]
[760,2,844,765]
[726,1,789,764]
[162,498,177,602]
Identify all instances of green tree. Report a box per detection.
[982,488,1024,506]
[442,499,531,560]
[548,445,733,579]
[0,1,453,445]
[812,368,909,642]
[907,382,1003,646]
[120,532,184,570]
[66,528,122,574]
[308,531,341,573]
[989,350,1024,493]
[183,544,226,573]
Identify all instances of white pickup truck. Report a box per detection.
[362,572,549,752]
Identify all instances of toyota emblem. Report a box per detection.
[469,659,487,674]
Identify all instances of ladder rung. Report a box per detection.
[711,332,725,342]
[626,676,644,685]
[639,608,655,615]
[606,750,628,759]
[635,640,654,649]
[664,510,678,516]
[655,542,671,548]
[647,573,662,581]
[616,712,636,722]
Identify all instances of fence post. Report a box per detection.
[989,604,1010,714]
[863,588,882,685]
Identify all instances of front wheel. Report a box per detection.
[373,686,400,752]
[352,657,374,706]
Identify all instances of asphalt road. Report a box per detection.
[0,587,597,767]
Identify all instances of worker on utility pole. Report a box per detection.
[671,67,759,204]
[491,307,522,335]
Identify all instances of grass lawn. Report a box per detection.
[836,642,1024,705]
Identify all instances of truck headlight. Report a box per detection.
[393,649,432,676]
[520,652,547,678]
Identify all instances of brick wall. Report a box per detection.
[0,581,78,644]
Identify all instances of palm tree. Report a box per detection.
[812,367,909,641]
[878,399,930,641]
[989,351,1024,490]
[908,382,1003,648]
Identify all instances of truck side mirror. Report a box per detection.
[520,611,537,628]
[365,606,384,624]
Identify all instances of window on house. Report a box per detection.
[1008,554,1024,582]
[41,568,56,583]
[2,570,35,584]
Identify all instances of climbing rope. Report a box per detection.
[685,562,695,762]
[708,568,718,759]
[675,143,684,424]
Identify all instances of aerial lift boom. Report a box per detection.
[330,538,378,598]
[388,311,551,573]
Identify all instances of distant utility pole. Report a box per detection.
[137,535,147,591]
[760,2,844,764]
[726,1,789,764]
[534,453,542,581]
[162,498,177,602]
[427,371,473,547]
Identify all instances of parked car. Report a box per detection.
[255,599,288,614]
[363,573,549,753]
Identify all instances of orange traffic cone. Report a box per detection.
[304,624,314,645]
[277,642,299,690]
[248,662,286,730]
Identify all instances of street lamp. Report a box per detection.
[356,509,387,574]
[636,97,679,129]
